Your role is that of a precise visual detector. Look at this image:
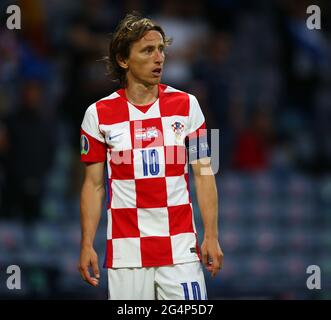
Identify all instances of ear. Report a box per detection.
[116,54,129,69]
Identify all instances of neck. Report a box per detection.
[124,82,159,106]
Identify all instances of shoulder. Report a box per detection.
[83,90,125,120]
[161,84,200,113]
[83,90,130,125]
[161,84,186,96]
[87,91,122,113]
[161,84,198,102]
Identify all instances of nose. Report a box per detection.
[155,49,164,64]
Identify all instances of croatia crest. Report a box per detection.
[171,121,184,143]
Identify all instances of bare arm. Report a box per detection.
[78,161,105,286]
[191,158,224,277]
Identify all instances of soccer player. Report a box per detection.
[78,12,224,300]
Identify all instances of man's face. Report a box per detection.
[122,30,165,86]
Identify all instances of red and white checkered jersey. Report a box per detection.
[80,84,208,268]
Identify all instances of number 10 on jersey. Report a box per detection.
[141,149,160,176]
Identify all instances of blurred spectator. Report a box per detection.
[0,29,20,116]
[276,0,331,175]
[231,108,274,171]
[279,0,328,114]
[1,79,55,224]
[18,0,50,56]
[192,30,234,129]
[153,0,209,87]
[192,30,237,167]
[0,123,8,208]
[59,0,116,151]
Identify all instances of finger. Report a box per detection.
[219,253,224,269]
[206,265,213,273]
[90,277,99,286]
[211,267,220,277]
[211,266,220,277]
[201,251,209,267]
[91,259,100,280]
[204,258,213,274]
[81,266,97,286]
[207,254,221,277]
[91,261,100,286]
[78,264,87,282]
[78,264,86,281]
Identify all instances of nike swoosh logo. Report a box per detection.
[108,133,123,141]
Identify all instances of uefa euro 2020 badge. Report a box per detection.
[80,134,89,155]
[171,121,184,144]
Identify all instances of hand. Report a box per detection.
[78,245,100,286]
[201,238,224,277]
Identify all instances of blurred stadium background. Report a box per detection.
[0,0,331,299]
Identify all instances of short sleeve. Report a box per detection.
[80,103,107,163]
[186,94,210,162]
[187,94,206,137]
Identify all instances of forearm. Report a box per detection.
[194,173,219,239]
[80,181,105,248]
[191,161,224,276]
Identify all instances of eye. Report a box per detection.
[144,47,153,53]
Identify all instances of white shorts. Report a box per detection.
[107,261,207,300]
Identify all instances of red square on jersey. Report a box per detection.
[106,178,112,210]
[109,150,134,179]
[184,173,191,202]
[96,97,129,125]
[135,177,167,208]
[140,236,173,266]
[168,204,194,235]
[159,92,189,117]
[111,208,140,239]
[80,129,107,163]
[164,145,187,176]
[130,118,164,149]
[105,239,113,268]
